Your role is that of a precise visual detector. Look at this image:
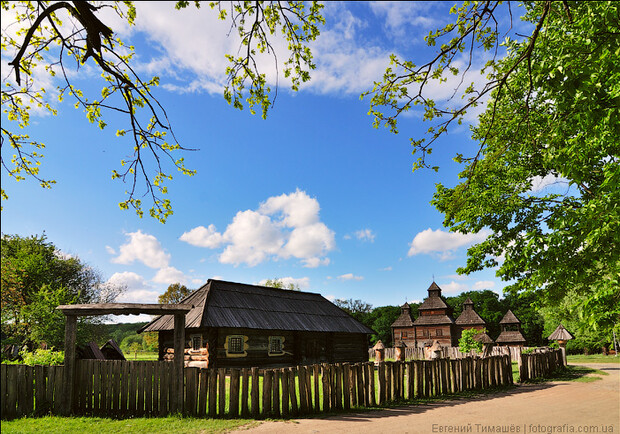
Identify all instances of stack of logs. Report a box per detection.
[163,347,209,368]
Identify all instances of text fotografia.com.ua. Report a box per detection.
[432,423,616,433]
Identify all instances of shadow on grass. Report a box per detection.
[523,365,608,384]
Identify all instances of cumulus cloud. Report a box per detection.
[369,1,438,39]
[354,229,375,242]
[152,266,188,285]
[258,276,311,290]
[180,190,335,267]
[111,230,170,268]
[179,224,224,248]
[441,281,469,294]
[337,273,364,281]
[107,271,160,303]
[472,280,496,290]
[408,228,492,260]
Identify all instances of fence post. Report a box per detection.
[172,313,185,414]
[342,363,351,410]
[62,314,77,415]
[288,367,298,416]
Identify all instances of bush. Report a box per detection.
[458,328,484,353]
[19,349,64,365]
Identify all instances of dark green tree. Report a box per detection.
[446,290,505,339]
[1,233,123,349]
[364,305,404,346]
[158,283,193,304]
[366,1,620,338]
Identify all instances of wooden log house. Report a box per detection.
[139,279,374,369]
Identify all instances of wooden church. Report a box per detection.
[391,282,496,348]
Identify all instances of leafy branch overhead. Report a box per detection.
[1,1,324,222]
[365,1,619,335]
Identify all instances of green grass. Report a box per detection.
[567,354,620,364]
[526,364,609,383]
[125,352,159,361]
[1,415,257,434]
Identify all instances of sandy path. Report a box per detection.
[233,364,619,434]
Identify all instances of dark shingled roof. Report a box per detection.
[413,314,455,325]
[548,324,574,341]
[140,279,374,334]
[495,330,526,344]
[475,332,494,344]
[391,303,415,327]
[418,282,449,310]
[455,299,486,326]
[499,310,522,324]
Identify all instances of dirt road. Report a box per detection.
[234,364,619,434]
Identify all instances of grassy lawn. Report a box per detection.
[526,365,609,383]
[125,351,159,361]
[567,354,620,364]
[1,416,257,434]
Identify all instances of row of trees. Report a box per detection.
[334,290,606,353]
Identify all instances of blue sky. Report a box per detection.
[2,2,542,320]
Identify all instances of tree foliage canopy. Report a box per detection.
[367,1,619,338]
[1,233,123,348]
[261,278,301,291]
[158,282,193,304]
[1,1,324,221]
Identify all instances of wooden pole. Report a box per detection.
[173,313,185,414]
[62,314,77,415]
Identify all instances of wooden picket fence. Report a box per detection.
[370,345,526,362]
[518,349,564,382]
[1,355,514,420]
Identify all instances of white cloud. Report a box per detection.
[325,294,336,302]
[153,266,188,285]
[111,230,170,269]
[258,276,311,290]
[105,245,116,255]
[369,2,438,39]
[380,266,393,271]
[408,228,492,260]
[354,229,375,243]
[529,174,568,192]
[259,190,320,227]
[338,273,364,281]
[441,281,469,294]
[441,274,468,281]
[472,280,496,290]
[107,271,160,304]
[181,190,335,267]
[219,210,285,266]
[116,2,392,98]
[179,224,224,248]
[302,257,331,268]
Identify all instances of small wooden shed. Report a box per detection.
[139,279,374,369]
[495,310,527,346]
[455,298,494,344]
